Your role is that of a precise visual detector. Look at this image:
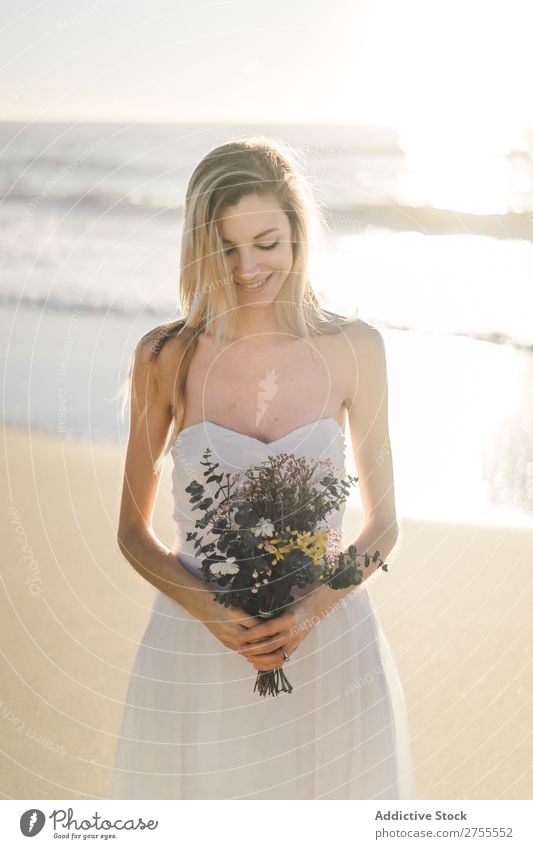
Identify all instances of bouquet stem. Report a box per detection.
[253,666,293,697]
[252,607,294,697]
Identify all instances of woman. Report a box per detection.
[110,137,416,800]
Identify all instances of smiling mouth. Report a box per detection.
[235,272,274,292]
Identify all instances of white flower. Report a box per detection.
[253,519,275,538]
[252,570,258,578]
[210,557,239,576]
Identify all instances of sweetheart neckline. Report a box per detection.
[173,415,345,448]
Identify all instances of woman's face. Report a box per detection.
[219,193,294,303]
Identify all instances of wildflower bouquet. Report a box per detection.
[185,448,388,697]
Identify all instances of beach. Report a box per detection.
[1,424,532,800]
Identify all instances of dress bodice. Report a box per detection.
[169,417,348,583]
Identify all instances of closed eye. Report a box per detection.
[224,240,280,256]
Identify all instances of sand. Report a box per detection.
[1,425,532,800]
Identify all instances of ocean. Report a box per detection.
[1,120,532,525]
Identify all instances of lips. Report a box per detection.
[235,272,274,291]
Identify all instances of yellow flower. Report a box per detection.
[264,528,329,565]
[292,528,329,566]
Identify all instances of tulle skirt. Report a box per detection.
[109,553,416,800]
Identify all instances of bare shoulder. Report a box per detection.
[332,316,384,357]
[328,317,386,409]
[130,321,186,400]
[318,310,382,343]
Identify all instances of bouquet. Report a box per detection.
[185,448,388,697]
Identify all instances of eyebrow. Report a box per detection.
[222,227,280,245]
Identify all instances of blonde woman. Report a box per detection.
[110,138,416,800]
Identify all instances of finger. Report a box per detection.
[239,615,294,644]
[238,631,292,657]
[231,612,262,628]
[234,644,279,665]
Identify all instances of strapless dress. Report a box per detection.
[109,417,416,799]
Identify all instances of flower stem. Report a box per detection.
[253,667,293,697]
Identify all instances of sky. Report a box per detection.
[0,0,532,145]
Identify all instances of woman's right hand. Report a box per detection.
[197,594,261,663]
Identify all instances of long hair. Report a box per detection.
[117,136,356,474]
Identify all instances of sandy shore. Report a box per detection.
[1,425,532,800]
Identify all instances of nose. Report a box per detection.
[231,247,264,279]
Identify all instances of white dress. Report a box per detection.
[109,417,416,799]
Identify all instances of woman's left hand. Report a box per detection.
[236,596,320,671]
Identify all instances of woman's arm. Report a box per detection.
[311,321,399,618]
[117,530,212,620]
[116,332,211,621]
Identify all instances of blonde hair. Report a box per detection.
[117,136,357,474]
